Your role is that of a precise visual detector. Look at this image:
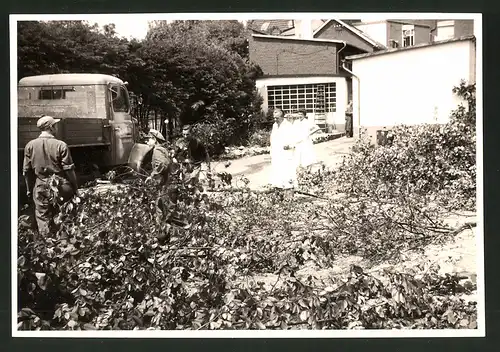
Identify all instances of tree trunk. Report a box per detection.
[167,117,174,140]
[160,115,167,141]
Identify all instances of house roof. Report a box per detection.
[251,33,345,45]
[387,20,433,28]
[313,19,386,49]
[247,19,295,35]
[345,35,475,60]
[277,20,328,37]
[280,27,296,36]
[251,33,369,53]
[248,19,330,35]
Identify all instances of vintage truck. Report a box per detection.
[17,73,139,196]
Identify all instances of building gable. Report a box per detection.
[314,20,376,53]
[314,19,386,51]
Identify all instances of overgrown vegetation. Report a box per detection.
[17,82,478,331]
[17,171,477,330]
[330,81,476,212]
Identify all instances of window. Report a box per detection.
[38,87,75,100]
[402,25,415,47]
[267,83,336,113]
[111,85,130,113]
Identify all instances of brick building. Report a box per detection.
[248,19,377,132]
[248,18,475,132]
[249,33,368,132]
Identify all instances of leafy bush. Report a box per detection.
[333,81,476,211]
[16,82,478,331]
[17,159,477,331]
[138,21,263,131]
[247,129,271,148]
[190,118,239,157]
[190,109,272,157]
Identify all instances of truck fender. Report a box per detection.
[127,143,154,172]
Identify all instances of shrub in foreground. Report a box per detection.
[333,81,476,211]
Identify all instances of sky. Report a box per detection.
[85,14,403,40]
[91,17,247,40]
[30,13,479,40]
[92,18,151,40]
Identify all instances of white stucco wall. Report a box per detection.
[354,22,388,47]
[256,76,348,128]
[351,38,476,138]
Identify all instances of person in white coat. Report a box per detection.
[296,109,320,170]
[269,108,285,188]
[293,111,306,169]
[280,113,299,190]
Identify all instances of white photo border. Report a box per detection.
[10,12,484,338]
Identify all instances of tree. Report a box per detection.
[17,20,131,79]
[139,20,263,142]
[148,20,250,60]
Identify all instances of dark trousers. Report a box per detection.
[33,177,74,237]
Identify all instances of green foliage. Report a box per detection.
[18,194,478,331]
[17,155,477,330]
[138,21,263,139]
[247,130,271,148]
[18,21,134,79]
[332,81,476,211]
[148,20,251,60]
[190,118,239,156]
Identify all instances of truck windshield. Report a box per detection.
[111,85,130,113]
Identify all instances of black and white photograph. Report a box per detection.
[11,13,484,337]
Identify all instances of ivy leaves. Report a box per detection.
[16,82,478,331]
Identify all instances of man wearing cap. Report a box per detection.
[146,129,171,185]
[23,115,78,236]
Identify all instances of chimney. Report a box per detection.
[295,19,313,39]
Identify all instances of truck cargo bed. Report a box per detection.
[18,117,110,150]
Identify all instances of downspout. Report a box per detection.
[341,59,361,138]
[335,41,347,132]
[430,22,437,42]
[337,41,347,63]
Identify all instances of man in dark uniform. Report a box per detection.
[146,129,171,185]
[23,115,78,236]
[176,124,210,180]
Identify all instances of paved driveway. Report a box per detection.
[210,137,356,190]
